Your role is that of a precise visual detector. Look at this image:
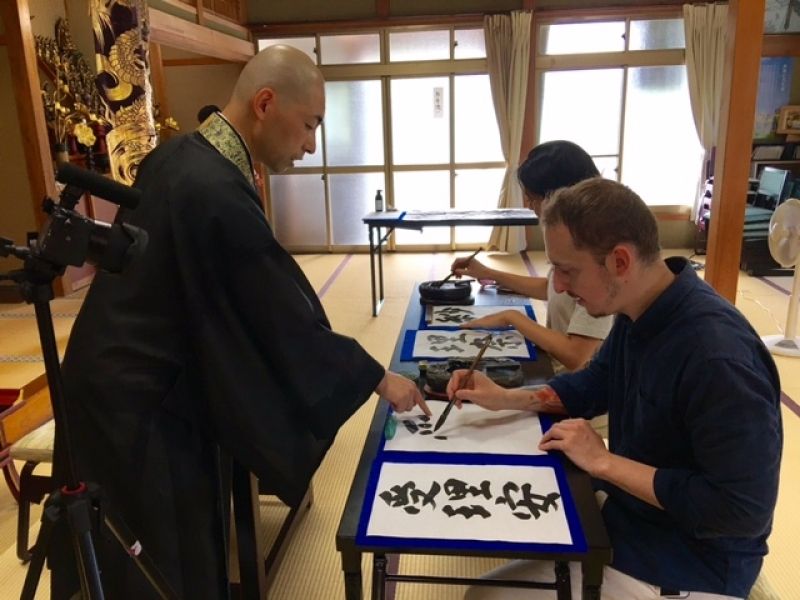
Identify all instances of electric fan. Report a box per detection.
[761,198,800,357]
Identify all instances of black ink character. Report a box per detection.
[443,478,492,501]
[430,344,464,353]
[495,482,561,520]
[442,504,491,519]
[436,307,473,324]
[402,420,419,434]
[493,333,523,350]
[434,436,447,440]
[378,481,441,514]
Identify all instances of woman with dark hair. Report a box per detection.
[450,140,614,374]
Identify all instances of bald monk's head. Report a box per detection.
[223,45,325,173]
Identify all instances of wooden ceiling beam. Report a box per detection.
[149,8,254,63]
[162,57,236,67]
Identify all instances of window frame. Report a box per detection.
[532,9,697,217]
[257,24,506,252]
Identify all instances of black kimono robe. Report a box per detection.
[50,124,384,599]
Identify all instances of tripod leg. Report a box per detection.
[103,511,179,600]
[21,490,105,600]
[67,491,104,599]
[20,500,56,600]
[70,528,103,600]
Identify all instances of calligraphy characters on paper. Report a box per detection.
[425,331,524,354]
[433,306,487,325]
[401,413,447,440]
[378,477,561,520]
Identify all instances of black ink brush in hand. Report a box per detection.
[434,247,482,287]
[432,333,493,432]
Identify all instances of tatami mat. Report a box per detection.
[0,251,797,599]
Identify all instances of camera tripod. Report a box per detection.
[1,243,177,599]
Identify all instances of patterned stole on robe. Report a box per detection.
[197,112,257,190]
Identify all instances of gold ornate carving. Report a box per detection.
[91,0,157,185]
[35,19,110,161]
[106,122,158,185]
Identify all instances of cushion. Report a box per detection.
[9,419,55,464]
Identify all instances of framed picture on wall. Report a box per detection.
[777,105,800,134]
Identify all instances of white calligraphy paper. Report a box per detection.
[428,305,531,327]
[366,462,571,545]
[412,329,531,359]
[385,404,545,456]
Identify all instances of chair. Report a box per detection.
[0,375,54,561]
[10,418,55,561]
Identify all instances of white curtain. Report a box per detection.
[683,3,728,216]
[484,11,533,252]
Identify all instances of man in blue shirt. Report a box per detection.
[449,178,782,599]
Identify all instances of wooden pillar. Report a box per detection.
[1,0,69,294]
[376,0,389,19]
[519,1,537,159]
[1,0,59,231]
[237,0,248,26]
[704,0,765,302]
[149,42,171,119]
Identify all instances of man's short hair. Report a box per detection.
[543,178,661,264]
[197,104,220,124]
[517,140,600,197]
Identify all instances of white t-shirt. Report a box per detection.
[545,269,614,373]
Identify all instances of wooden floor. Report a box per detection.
[0,250,797,599]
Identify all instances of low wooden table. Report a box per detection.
[336,284,611,599]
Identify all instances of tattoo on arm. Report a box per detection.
[523,385,565,414]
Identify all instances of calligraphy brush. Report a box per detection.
[432,333,493,433]
[434,247,482,287]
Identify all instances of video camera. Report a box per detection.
[2,163,147,274]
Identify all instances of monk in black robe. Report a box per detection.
[49,45,428,599]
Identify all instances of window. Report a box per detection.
[536,17,702,208]
[540,21,626,55]
[320,34,380,65]
[258,28,502,250]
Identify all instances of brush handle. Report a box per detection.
[431,333,493,432]
[434,247,482,287]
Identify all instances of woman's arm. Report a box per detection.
[450,258,548,300]
[461,310,603,371]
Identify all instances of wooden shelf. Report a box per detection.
[751,159,800,164]
[750,159,800,178]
